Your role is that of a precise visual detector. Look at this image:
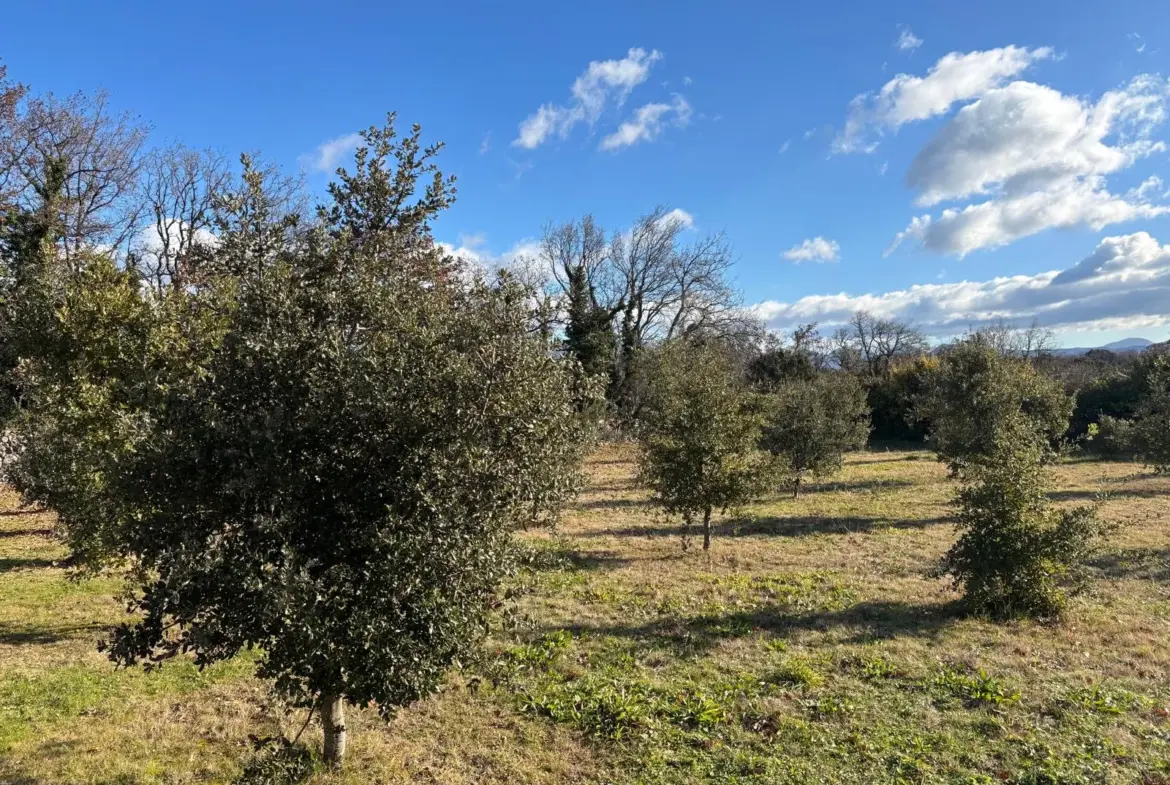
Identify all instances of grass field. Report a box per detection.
[2,445,1168,784]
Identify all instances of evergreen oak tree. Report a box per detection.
[637,340,775,551]
[760,373,870,497]
[101,118,597,763]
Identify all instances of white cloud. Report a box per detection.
[783,236,841,263]
[779,139,791,153]
[890,177,1170,257]
[479,133,491,155]
[834,45,1052,153]
[659,208,695,230]
[438,236,541,269]
[907,77,1168,207]
[600,95,691,150]
[299,132,363,173]
[756,232,1170,335]
[891,75,1170,256]
[896,26,923,53]
[513,48,663,149]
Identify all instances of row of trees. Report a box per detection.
[0,68,598,764]
[633,330,1123,619]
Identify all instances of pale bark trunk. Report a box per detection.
[702,507,712,551]
[322,693,347,764]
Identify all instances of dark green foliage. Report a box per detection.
[99,118,596,756]
[1130,355,1170,473]
[939,419,1110,618]
[637,340,777,550]
[760,373,870,496]
[916,340,1072,474]
[5,255,218,568]
[865,357,936,443]
[745,346,815,390]
[563,266,616,381]
[1081,415,1135,458]
[1068,368,1144,438]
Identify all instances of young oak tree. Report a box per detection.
[636,339,777,551]
[918,339,1107,617]
[101,118,596,763]
[760,373,871,497]
[940,415,1110,618]
[915,338,1072,475]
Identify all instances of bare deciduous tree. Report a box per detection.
[968,318,1057,360]
[1,90,148,264]
[0,64,29,208]
[131,144,231,290]
[832,311,928,376]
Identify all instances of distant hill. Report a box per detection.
[1054,337,1154,356]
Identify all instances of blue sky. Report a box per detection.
[5,0,1170,346]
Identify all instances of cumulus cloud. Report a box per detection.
[437,236,541,269]
[889,176,1170,257]
[890,74,1170,256]
[896,26,923,53]
[834,45,1052,153]
[600,95,691,150]
[783,236,840,262]
[299,132,363,173]
[906,77,1168,207]
[513,48,663,149]
[756,232,1170,335]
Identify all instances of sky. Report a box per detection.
[5,0,1170,347]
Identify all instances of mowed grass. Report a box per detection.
[1,447,1169,783]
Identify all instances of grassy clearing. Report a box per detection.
[1,449,1168,783]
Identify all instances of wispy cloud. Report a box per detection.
[299,132,363,173]
[513,47,663,149]
[600,95,692,150]
[895,25,923,53]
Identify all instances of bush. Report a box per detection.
[939,419,1111,618]
[760,373,870,497]
[1131,355,1170,473]
[1081,415,1135,458]
[916,340,1072,474]
[866,357,936,443]
[637,340,778,550]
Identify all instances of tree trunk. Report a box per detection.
[792,476,801,499]
[702,507,712,551]
[322,693,347,765]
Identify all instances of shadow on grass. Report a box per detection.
[558,598,961,657]
[584,514,954,540]
[1048,486,1169,503]
[0,508,45,518]
[0,528,54,539]
[0,621,106,646]
[574,498,652,512]
[0,557,57,573]
[796,478,919,495]
[1088,547,1170,582]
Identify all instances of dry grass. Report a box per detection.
[1,447,1168,784]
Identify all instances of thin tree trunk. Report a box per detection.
[322,693,347,764]
[702,507,712,551]
[792,476,801,499]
